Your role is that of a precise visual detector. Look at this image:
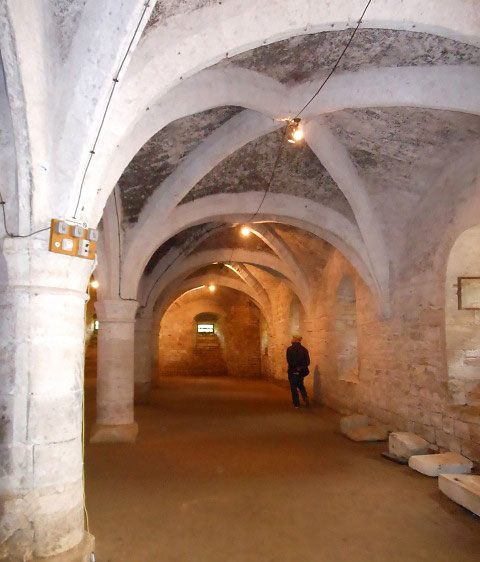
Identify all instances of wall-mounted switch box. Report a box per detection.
[55,221,68,235]
[77,239,90,257]
[72,225,85,238]
[49,219,96,260]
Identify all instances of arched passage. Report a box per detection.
[335,275,359,383]
[289,294,305,338]
[157,286,264,380]
[445,224,480,406]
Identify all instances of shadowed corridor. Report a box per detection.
[84,377,480,562]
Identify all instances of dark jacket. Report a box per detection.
[286,342,310,376]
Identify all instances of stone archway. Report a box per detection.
[445,224,480,406]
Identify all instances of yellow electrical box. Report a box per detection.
[48,219,97,260]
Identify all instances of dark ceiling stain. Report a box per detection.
[145,0,222,30]
[143,223,218,275]
[215,29,480,84]
[185,264,239,281]
[191,226,275,255]
[119,106,242,223]
[325,107,480,194]
[180,128,354,220]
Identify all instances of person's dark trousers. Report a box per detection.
[288,374,308,407]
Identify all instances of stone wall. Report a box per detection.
[246,220,480,463]
[310,247,480,464]
[157,289,262,380]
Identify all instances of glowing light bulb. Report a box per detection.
[241,226,251,236]
[292,127,304,141]
[208,284,216,292]
[286,117,303,145]
[91,280,99,289]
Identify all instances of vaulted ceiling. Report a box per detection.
[112,22,480,311]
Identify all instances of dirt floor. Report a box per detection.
[84,377,480,562]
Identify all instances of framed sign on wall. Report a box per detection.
[458,277,480,310]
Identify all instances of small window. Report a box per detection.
[197,323,214,334]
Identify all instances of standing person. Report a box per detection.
[286,335,310,408]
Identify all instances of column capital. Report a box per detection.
[95,299,138,322]
[0,236,93,295]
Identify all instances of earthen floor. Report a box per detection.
[85,377,480,562]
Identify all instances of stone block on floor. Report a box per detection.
[438,474,480,517]
[408,452,473,477]
[389,432,429,461]
[340,414,369,435]
[344,424,389,442]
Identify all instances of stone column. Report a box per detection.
[91,299,138,442]
[134,314,153,404]
[0,237,94,561]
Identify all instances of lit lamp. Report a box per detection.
[287,118,303,144]
[208,284,216,292]
[241,226,251,236]
[91,280,99,289]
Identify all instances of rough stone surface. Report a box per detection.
[389,432,430,460]
[31,532,95,562]
[6,5,480,560]
[49,0,88,62]
[180,129,354,220]
[119,107,242,223]
[192,226,275,254]
[325,108,480,245]
[326,108,480,198]
[215,29,480,84]
[84,377,480,561]
[143,223,218,274]
[344,424,389,442]
[0,238,91,560]
[438,474,480,517]
[157,288,262,379]
[145,0,221,29]
[409,452,474,477]
[340,414,369,434]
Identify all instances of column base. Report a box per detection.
[134,382,152,405]
[30,533,95,562]
[90,422,138,443]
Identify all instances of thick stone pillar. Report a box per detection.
[0,238,94,561]
[91,299,138,443]
[134,314,153,404]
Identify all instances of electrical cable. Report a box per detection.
[226,0,372,265]
[0,192,51,238]
[74,0,372,300]
[241,0,372,225]
[72,1,152,219]
[294,0,372,118]
[1,2,151,238]
[249,124,289,221]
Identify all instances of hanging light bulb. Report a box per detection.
[241,226,251,236]
[292,127,304,142]
[208,284,216,292]
[287,118,303,144]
